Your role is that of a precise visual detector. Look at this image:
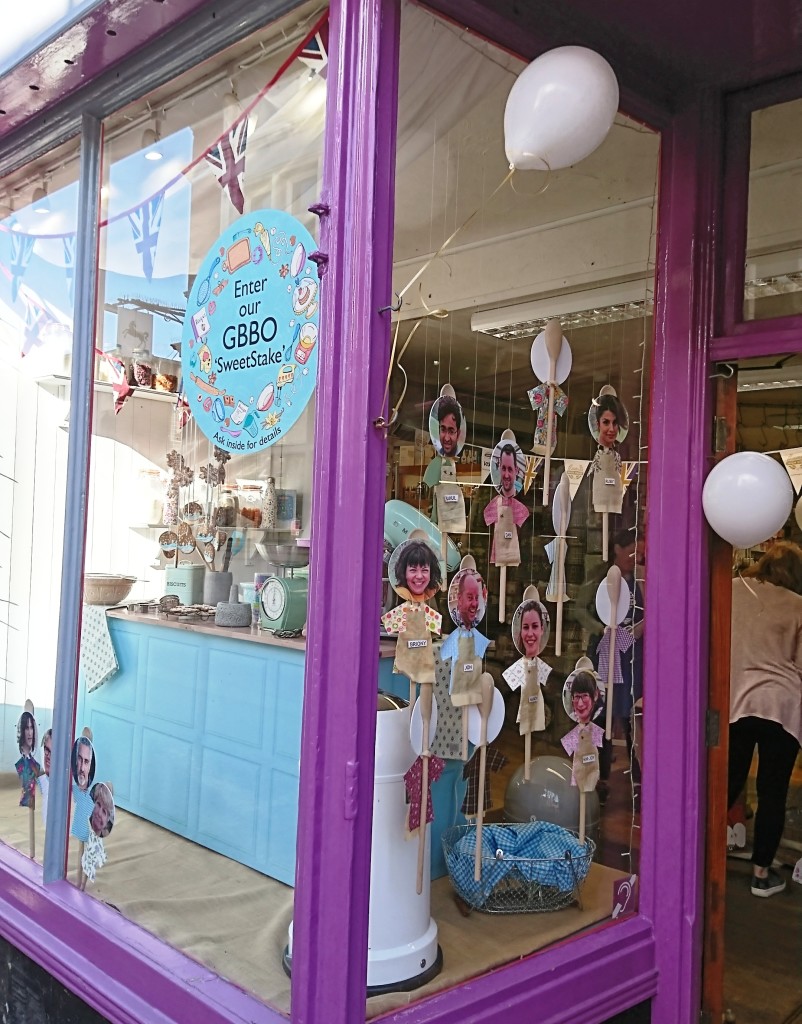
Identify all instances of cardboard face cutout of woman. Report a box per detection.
[588,386,627,516]
[382,532,443,685]
[503,591,552,742]
[561,662,605,791]
[14,704,41,809]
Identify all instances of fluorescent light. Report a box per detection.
[737,365,802,391]
[471,280,653,339]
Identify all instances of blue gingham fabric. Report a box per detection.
[444,822,592,907]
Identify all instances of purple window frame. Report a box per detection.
[0,2,783,1024]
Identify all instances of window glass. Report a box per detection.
[368,4,657,1011]
[0,137,79,861]
[74,2,326,1012]
[744,97,802,320]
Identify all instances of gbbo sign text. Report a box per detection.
[181,209,319,452]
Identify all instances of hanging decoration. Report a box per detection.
[561,661,604,842]
[703,451,794,548]
[544,471,572,655]
[504,46,619,172]
[298,18,329,76]
[80,781,116,889]
[423,384,467,588]
[127,190,165,281]
[502,587,551,780]
[10,228,36,302]
[563,458,590,499]
[780,447,802,493]
[204,116,255,215]
[483,429,529,622]
[528,318,571,504]
[594,566,631,740]
[63,235,76,304]
[441,556,491,759]
[589,384,628,559]
[382,529,442,894]
[15,700,41,860]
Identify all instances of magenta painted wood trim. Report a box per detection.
[0,0,211,135]
[375,917,657,1024]
[290,0,400,1021]
[711,319,802,361]
[0,844,284,1024]
[640,92,720,1024]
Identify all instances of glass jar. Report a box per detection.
[262,477,278,531]
[135,467,164,525]
[216,486,239,528]
[237,482,263,528]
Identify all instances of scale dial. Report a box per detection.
[262,577,286,621]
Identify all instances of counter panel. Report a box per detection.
[79,616,306,885]
[79,614,465,884]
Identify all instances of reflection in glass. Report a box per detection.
[0,136,80,863]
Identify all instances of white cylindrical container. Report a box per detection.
[285,693,441,993]
[367,695,440,989]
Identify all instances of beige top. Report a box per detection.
[730,577,802,744]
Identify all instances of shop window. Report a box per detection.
[66,2,326,1013]
[364,4,658,1011]
[744,97,802,321]
[0,136,79,861]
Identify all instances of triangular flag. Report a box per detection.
[298,16,329,77]
[205,115,256,215]
[63,235,76,304]
[780,447,802,494]
[562,459,590,499]
[10,228,36,302]
[481,447,493,483]
[127,191,164,281]
[522,454,543,495]
[622,461,639,490]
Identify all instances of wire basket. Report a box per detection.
[442,822,596,914]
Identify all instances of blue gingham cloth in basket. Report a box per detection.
[447,822,591,905]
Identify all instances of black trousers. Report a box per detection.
[727,716,800,868]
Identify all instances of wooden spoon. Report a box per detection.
[471,675,495,884]
[416,681,433,895]
[604,566,622,741]
[541,319,563,505]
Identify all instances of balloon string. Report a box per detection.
[397,166,516,303]
[374,320,422,429]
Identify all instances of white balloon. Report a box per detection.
[702,452,793,548]
[504,46,619,171]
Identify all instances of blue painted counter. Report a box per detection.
[79,612,464,884]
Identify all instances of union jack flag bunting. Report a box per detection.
[10,229,36,302]
[127,191,164,281]
[204,116,254,215]
[298,17,329,75]
[20,288,60,358]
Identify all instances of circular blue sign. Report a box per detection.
[181,209,319,453]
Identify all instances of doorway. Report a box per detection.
[703,358,802,1024]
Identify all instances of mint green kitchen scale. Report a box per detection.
[259,575,308,632]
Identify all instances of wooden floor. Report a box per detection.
[723,754,802,1024]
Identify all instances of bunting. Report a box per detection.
[522,454,543,495]
[63,235,76,304]
[20,288,62,358]
[780,447,802,494]
[622,461,639,491]
[10,229,36,302]
[562,459,590,499]
[127,191,164,281]
[204,116,254,215]
[298,17,329,76]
